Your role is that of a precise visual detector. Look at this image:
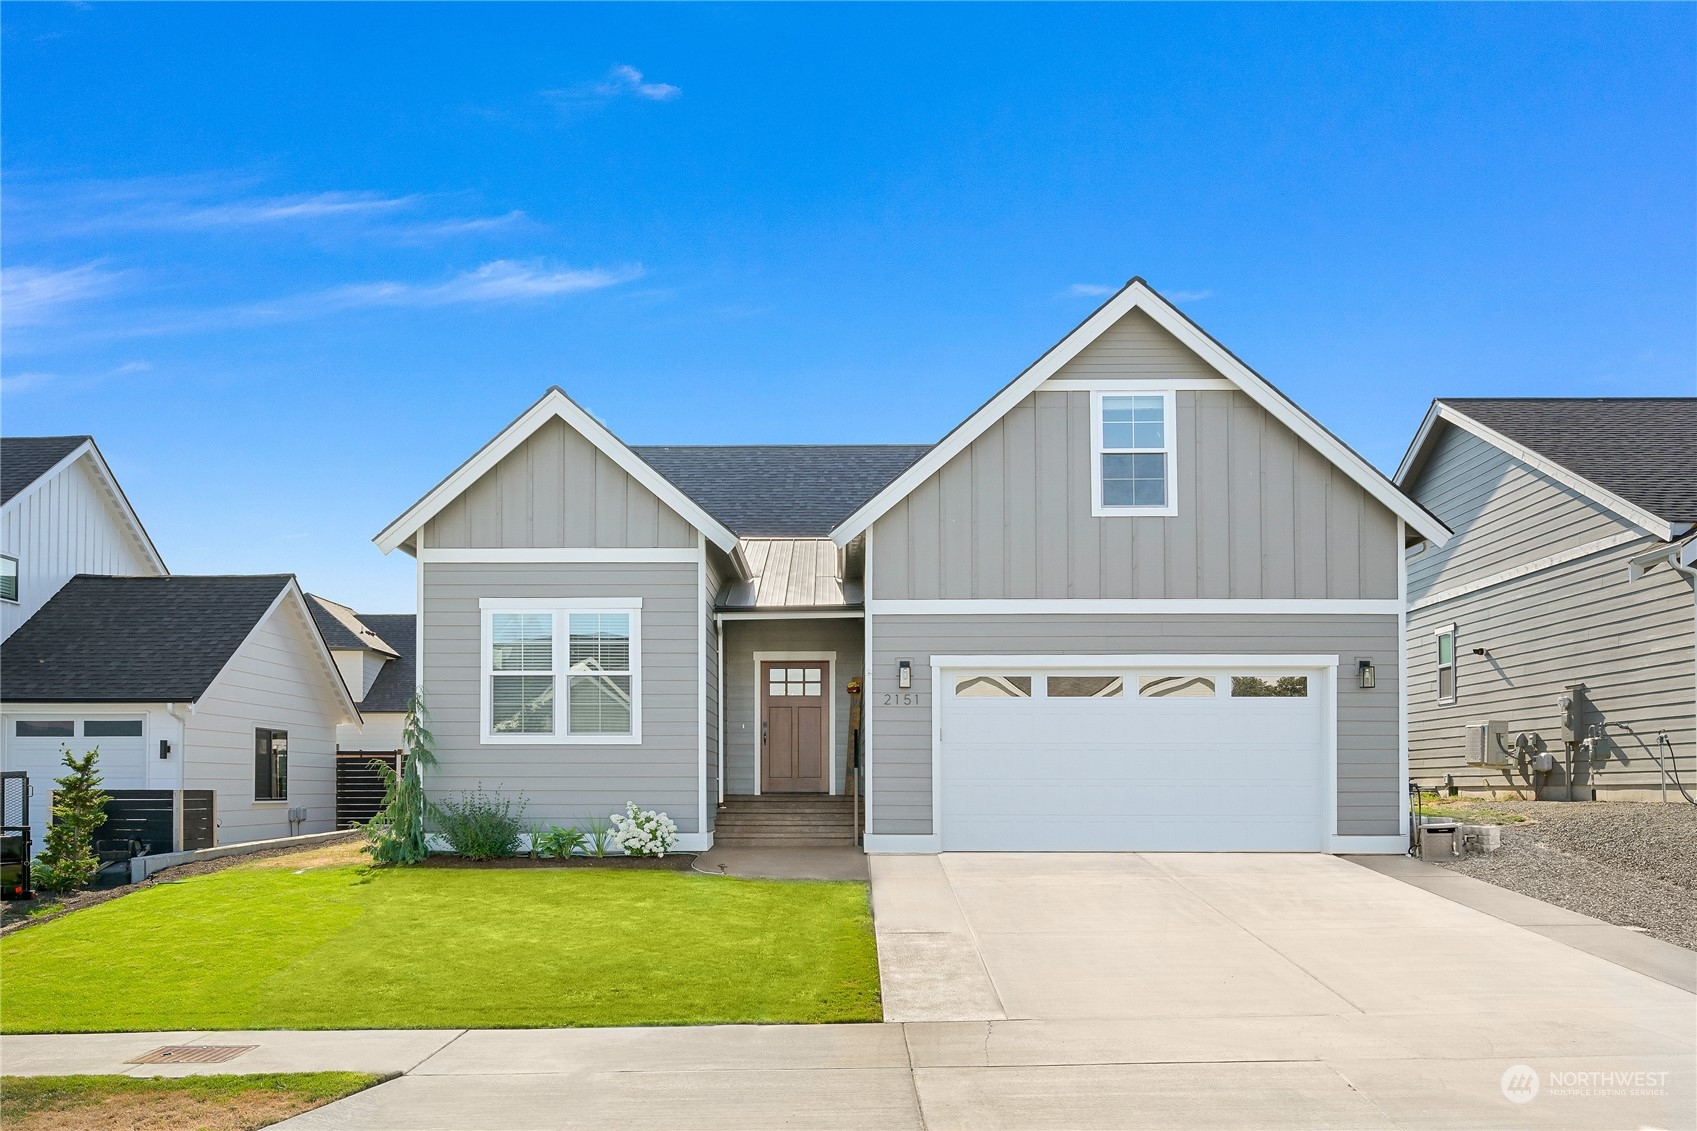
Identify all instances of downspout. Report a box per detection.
[716,614,725,805]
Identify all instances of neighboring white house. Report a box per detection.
[308,595,415,754]
[0,435,362,851]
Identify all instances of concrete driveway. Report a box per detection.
[871,852,1696,1129]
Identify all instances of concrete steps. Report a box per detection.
[714,794,858,848]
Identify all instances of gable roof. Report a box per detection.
[827,278,1452,548]
[0,575,357,720]
[0,435,167,573]
[374,387,740,555]
[2,435,90,505]
[307,593,400,657]
[633,445,930,537]
[352,613,415,714]
[1397,398,1697,539]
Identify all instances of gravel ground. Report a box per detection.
[1427,800,1697,951]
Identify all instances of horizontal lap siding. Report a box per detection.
[1409,541,1697,798]
[872,389,1399,601]
[704,555,720,827]
[868,614,1400,836]
[184,601,340,844]
[423,562,703,832]
[423,417,694,550]
[722,618,865,795]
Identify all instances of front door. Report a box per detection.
[761,660,830,793]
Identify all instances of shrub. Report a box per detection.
[533,825,588,859]
[363,693,440,866]
[609,802,678,858]
[435,786,526,860]
[35,746,108,892]
[582,817,613,858]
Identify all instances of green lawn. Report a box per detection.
[0,849,880,1033]
[1,1072,383,1130]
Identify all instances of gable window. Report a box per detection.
[1435,627,1457,703]
[255,727,288,800]
[481,598,641,743]
[0,555,16,603]
[1093,389,1177,516]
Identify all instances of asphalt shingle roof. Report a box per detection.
[307,594,399,657]
[1440,398,1697,524]
[1,436,91,505]
[351,613,415,714]
[1,575,292,702]
[631,445,932,537]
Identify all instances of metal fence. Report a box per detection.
[337,752,403,829]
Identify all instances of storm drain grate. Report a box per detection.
[129,1044,257,1065]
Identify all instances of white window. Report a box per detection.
[480,598,641,743]
[1093,389,1177,516]
[1435,626,1457,703]
[0,555,16,603]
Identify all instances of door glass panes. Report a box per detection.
[955,675,1033,698]
[1138,675,1217,698]
[769,667,823,698]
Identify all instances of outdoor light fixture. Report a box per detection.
[159,740,171,760]
[1356,659,1376,689]
[898,660,912,689]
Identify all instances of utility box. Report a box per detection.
[1556,687,1584,743]
[1464,721,1510,766]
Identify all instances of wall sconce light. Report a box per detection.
[1356,659,1376,689]
[158,740,172,760]
[898,660,912,689]
[1471,646,1490,658]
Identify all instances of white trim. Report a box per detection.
[477,601,643,745]
[1397,520,1410,839]
[1326,835,1410,854]
[1091,387,1179,518]
[716,609,865,621]
[480,596,643,611]
[0,439,168,576]
[671,831,715,853]
[871,598,1405,616]
[751,651,837,795]
[415,557,426,709]
[420,547,701,564]
[863,833,941,854]
[1041,377,1234,392]
[930,653,1341,853]
[697,534,709,839]
[716,611,726,805]
[862,526,875,840]
[1395,403,1677,541]
[1433,623,1457,706]
[374,387,739,555]
[1412,530,1645,610]
[830,279,1452,548]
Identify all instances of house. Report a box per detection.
[307,595,416,826]
[1396,398,1697,802]
[375,278,1451,854]
[0,435,361,851]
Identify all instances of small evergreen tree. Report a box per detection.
[35,745,108,891]
[363,692,439,865]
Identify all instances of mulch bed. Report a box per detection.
[421,853,697,871]
[0,832,366,936]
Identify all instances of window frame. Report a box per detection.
[1434,624,1458,704]
[0,554,17,604]
[1091,386,1179,518]
[254,726,289,802]
[478,597,642,745]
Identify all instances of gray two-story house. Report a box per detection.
[1397,398,1697,802]
[376,279,1450,854]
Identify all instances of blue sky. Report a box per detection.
[4,3,1693,612]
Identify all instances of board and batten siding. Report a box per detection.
[1406,423,1697,801]
[722,617,865,796]
[421,562,703,832]
[183,599,340,845]
[1,455,162,641]
[421,417,695,550]
[870,387,1400,601]
[868,614,1401,837]
[1407,425,1636,602]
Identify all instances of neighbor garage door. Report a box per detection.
[3,716,149,846]
[938,660,1330,851]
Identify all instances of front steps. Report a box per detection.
[713,794,859,848]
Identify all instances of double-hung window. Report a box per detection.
[255,727,288,800]
[1435,626,1457,703]
[481,598,641,743]
[1093,389,1177,516]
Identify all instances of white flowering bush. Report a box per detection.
[609,802,678,857]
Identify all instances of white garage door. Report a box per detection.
[939,662,1329,851]
[4,717,149,845]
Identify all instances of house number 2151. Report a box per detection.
[882,692,921,706]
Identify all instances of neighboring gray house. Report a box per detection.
[376,278,1450,853]
[1397,398,1697,802]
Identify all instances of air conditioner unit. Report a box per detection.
[1464,721,1510,767]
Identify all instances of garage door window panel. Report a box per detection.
[1230,675,1309,698]
[1137,675,1217,698]
[954,674,1032,698]
[15,721,73,738]
[1047,675,1124,698]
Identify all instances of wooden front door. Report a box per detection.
[761,660,830,793]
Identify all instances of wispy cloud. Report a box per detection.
[1,359,151,396]
[1,263,128,326]
[311,260,644,311]
[1166,288,1214,303]
[1065,283,1115,298]
[542,65,682,111]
